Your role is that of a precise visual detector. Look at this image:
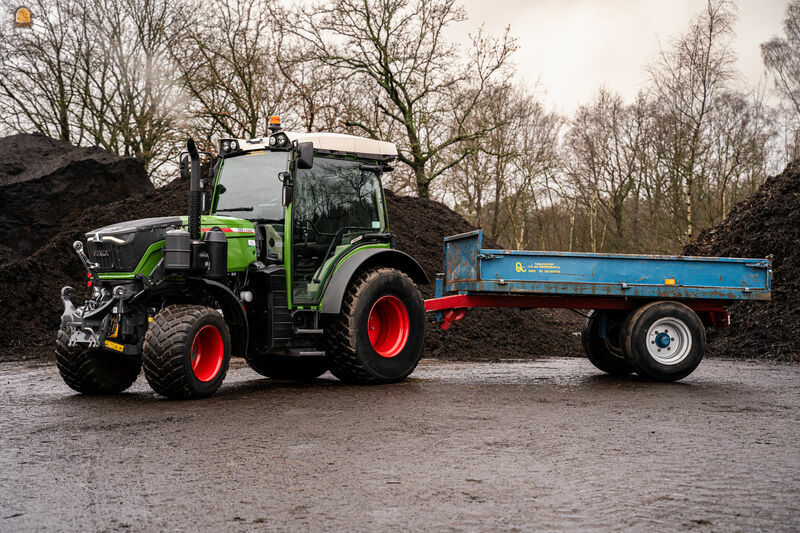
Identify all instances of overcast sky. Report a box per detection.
[450,0,789,114]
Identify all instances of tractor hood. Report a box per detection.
[84,215,257,274]
[85,216,182,240]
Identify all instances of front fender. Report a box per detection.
[190,278,248,357]
[320,249,429,315]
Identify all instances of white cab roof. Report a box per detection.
[236,132,397,158]
[286,132,397,158]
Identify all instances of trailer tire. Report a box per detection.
[142,305,231,399]
[55,328,141,394]
[581,310,635,376]
[324,267,425,384]
[622,301,705,382]
[246,354,327,380]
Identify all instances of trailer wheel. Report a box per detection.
[324,267,425,384]
[622,301,705,382]
[142,305,231,399]
[246,354,327,380]
[581,310,635,376]
[55,328,141,394]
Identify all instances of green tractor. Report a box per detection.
[57,120,429,398]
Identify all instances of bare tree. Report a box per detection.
[762,0,800,117]
[648,0,737,244]
[172,0,292,141]
[78,0,190,173]
[0,0,83,143]
[289,0,517,198]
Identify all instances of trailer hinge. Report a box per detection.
[742,286,751,293]
[496,278,507,285]
[620,282,630,290]
[745,262,769,269]
[478,253,496,260]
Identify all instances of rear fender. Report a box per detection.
[320,249,429,315]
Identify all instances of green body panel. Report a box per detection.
[304,243,391,310]
[284,203,293,308]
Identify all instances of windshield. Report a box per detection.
[214,151,287,221]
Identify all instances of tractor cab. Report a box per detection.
[211,126,397,307]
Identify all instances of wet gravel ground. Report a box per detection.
[1,357,799,532]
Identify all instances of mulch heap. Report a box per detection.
[683,161,800,362]
[0,133,152,265]
[0,163,582,362]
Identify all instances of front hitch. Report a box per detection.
[60,286,82,328]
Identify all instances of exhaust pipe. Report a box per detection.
[187,138,201,241]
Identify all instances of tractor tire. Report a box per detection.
[55,328,141,394]
[142,305,231,399]
[324,267,425,384]
[246,354,328,380]
[621,301,705,382]
[581,310,635,376]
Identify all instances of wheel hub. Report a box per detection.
[646,318,692,365]
[191,325,224,382]
[367,295,410,358]
[655,332,671,348]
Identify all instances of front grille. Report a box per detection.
[86,227,167,273]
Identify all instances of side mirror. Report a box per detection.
[179,153,190,180]
[296,142,314,169]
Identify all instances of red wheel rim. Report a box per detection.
[190,325,224,382]
[367,295,410,358]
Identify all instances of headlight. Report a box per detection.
[221,140,230,152]
[230,140,238,151]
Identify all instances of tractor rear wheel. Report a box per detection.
[246,354,328,380]
[142,305,231,399]
[55,328,141,394]
[581,310,635,376]
[324,267,425,384]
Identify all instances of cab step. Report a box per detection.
[293,328,324,335]
[287,349,326,358]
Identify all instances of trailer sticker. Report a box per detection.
[516,261,561,274]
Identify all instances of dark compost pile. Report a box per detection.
[0,133,152,264]
[683,161,800,361]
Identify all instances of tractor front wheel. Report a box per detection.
[55,328,141,394]
[142,305,231,399]
[324,267,425,384]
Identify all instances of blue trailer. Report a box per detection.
[425,230,772,381]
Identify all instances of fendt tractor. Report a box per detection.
[58,118,429,398]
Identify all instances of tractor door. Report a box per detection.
[291,157,388,306]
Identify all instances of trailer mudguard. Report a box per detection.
[320,249,429,314]
[190,278,248,357]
